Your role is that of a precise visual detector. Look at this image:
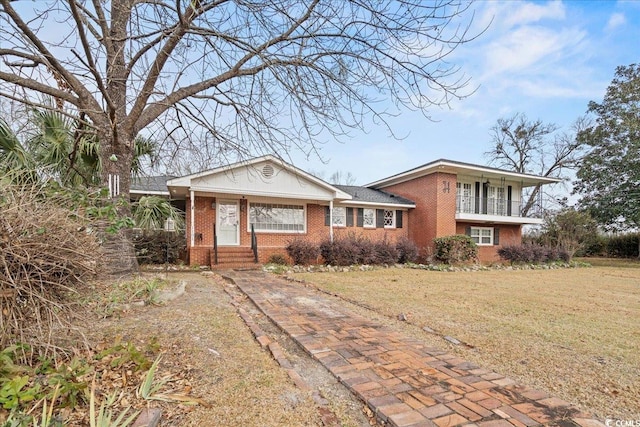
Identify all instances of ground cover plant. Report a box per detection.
[291,265,640,419]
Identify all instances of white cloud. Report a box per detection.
[502,0,566,28]
[482,25,587,77]
[477,0,566,32]
[605,12,626,31]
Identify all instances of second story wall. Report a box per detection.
[383,172,457,258]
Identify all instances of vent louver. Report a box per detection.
[262,164,274,179]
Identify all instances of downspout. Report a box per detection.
[190,190,195,247]
[329,200,334,243]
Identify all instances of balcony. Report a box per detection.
[455,196,543,225]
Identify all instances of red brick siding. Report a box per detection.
[384,172,457,259]
[455,222,522,263]
[187,198,408,265]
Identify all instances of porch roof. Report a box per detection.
[166,155,352,202]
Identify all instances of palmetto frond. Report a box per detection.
[132,196,184,231]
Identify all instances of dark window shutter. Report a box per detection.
[494,228,500,245]
[396,210,403,228]
[465,226,471,236]
[357,208,364,227]
[482,182,489,214]
[346,208,354,227]
[376,209,384,228]
[507,186,513,216]
[474,182,480,213]
[324,206,330,226]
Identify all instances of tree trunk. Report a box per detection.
[99,129,139,278]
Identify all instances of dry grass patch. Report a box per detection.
[292,266,640,419]
[82,272,323,426]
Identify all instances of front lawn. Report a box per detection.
[291,266,640,419]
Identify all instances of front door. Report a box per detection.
[216,200,239,245]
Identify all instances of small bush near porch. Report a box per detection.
[291,266,640,419]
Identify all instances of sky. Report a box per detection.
[290,0,640,186]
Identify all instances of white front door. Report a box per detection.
[217,200,239,245]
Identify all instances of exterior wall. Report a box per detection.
[187,196,408,265]
[455,222,522,263]
[384,172,457,260]
[251,204,409,263]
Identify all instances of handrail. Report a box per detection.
[250,224,258,263]
[213,222,218,265]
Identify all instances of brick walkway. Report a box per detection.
[224,270,604,427]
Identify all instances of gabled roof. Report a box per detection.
[166,155,352,201]
[367,158,562,189]
[130,175,174,196]
[335,185,415,208]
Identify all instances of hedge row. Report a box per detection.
[285,235,419,266]
[539,232,640,259]
[498,243,570,263]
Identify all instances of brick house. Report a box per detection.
[141,156,557,267]
[165,156,414,267]
[367,159,560,262]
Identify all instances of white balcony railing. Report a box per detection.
[456,196,541,218]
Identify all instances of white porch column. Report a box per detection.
[329,200,334,243]
[190,190,195,247]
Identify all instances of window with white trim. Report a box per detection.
[332,207,346,227]
[383,209,395,228]
[470,226,493,245]
[363,208,375,228]
[249,203,305,232]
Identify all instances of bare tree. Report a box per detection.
[484,113,588,216]
[1,1,480,274]
[1,0,479,196]
[329,170,357,185]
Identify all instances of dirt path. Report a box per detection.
[85,271,373,426]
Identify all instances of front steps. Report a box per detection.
[211,247,261,270]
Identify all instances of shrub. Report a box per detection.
[285,239,320,265]
[133,230,186,264]
[498,244,570,263]
[267,254,289,265]
[320,236,360,266]
[319,234,405,266]
[433,235,477,264]
[396,237,419,263]
[605,233,639,258]
[353,236,377,265]
[374,239,398,265]
[576,234,607,257]
[0,184,101,354]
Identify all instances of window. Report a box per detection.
[363,208,375,228]
[249,203,304,232]
[332,207,346,227]
[488,186,506,216]
[383,209,395,228]
[456,182,473,213]
[470,226,493,245]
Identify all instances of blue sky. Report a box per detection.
[291,0,640,185]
